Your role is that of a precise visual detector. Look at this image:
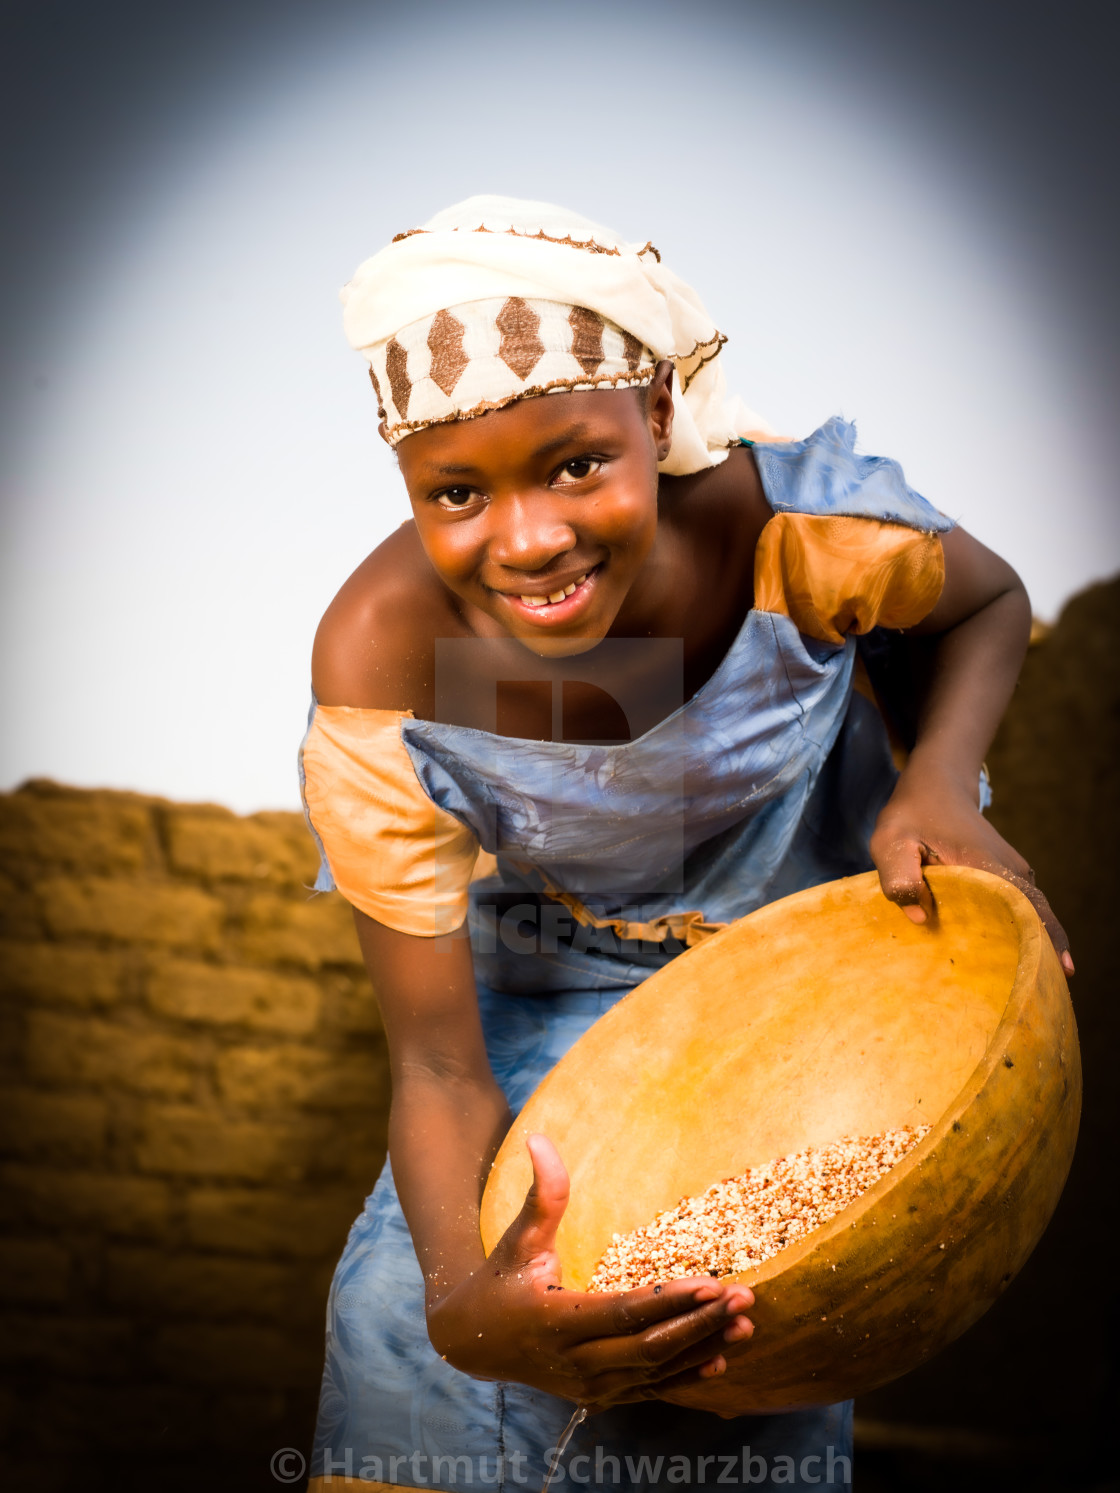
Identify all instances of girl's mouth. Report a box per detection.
[501,567,599,626]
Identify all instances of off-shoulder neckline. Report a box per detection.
[310,417,939,751]
[314,603,784,756]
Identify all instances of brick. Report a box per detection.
[163,804,319,885]
[0,1001,21,1069]
[185,1185,363,1258]
[0,788,151,873]
[25,1010,198,1098]
[0,1164,172,1239]
[0,940,124,1006]
[0,1313,133,1377]
[146,957,321,1034]
[255,809,325,863]
[37,876,224,950]
[330,1128,389,1186]
[323,971,384,1035]
[149,1322,316,1387]
[0,1088,107,1162]
[237,890,362,970]
[0,871,44,939]
[133,1103,319,1181]
[0,1239,69,1303]
[103,1247,318,1324]
[215,1042,388,1111]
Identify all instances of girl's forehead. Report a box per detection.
[397,387,648,474]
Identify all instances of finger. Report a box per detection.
[629,1301,755,1368]
[583,1339,739,1412]
[554,1278,753,1342]
[524,1132,569,1216]
[996,872,1074,975]
[573,1308,754,1381]
[495,1134,570,1266]
[950,833,1074,975]
[566,1289,754,1374]
[871,831,934,923]
[942,827,1074,973]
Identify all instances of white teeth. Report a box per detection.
[518,573,588,610]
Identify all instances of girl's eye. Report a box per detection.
[553,457,603,487]
[434,487,480,510]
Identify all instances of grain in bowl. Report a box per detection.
[587,1126,931,1291]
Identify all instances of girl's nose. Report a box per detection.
[487,494,577,573]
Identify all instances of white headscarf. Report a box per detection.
[341,195,775,476]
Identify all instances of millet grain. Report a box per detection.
[587,1125,930,1290]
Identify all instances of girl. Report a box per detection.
[300,196,1069,1492]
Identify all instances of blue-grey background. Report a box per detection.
[2,0,1117,810]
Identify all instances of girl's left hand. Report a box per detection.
[869,762,1074,977]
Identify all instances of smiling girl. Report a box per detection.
[299,197,1069,1492]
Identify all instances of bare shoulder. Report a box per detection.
[664,442,773,566]
[311,522,457,713]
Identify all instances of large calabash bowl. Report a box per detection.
[480,867,1080,1414]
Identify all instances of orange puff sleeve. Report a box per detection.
[753,513,946,645]
[300,706,479,937]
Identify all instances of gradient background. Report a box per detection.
[2,0,1118,813]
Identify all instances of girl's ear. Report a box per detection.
[647,360,675,462]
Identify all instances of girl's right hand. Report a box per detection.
[426,1134,755,1411]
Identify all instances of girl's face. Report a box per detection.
[395,364,675,657]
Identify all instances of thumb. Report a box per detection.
[872,831,935,925]
[501,1133,570,1266]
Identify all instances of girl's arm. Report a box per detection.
[869,526,1073,971]
[353,909,755,1409]
[312,532,753,1407]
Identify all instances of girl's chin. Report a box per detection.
[510,630,608,658]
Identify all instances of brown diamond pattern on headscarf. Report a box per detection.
[619,329,644,373]
[368,366,386,417]
[385,338,412,417]
[568,306,605,377]
[427,309,468,396]
[496,297,544,381]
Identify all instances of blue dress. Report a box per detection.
[302,419,954,1491]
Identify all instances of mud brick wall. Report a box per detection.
[0,786,388,1491]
